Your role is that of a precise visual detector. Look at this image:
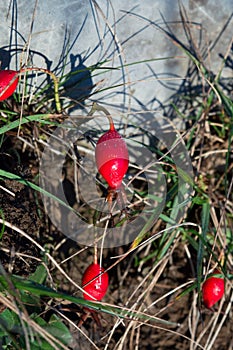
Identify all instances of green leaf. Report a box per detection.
[46,314,73,346]
[29,337,54,350]
[192,196,207,205]
[0,309,22,349]
[0,309,19,337]
[159,213,176,225]
[19,290,41,313]
[30,314,73,348]
[29,264,47,285]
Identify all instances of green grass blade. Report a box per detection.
[0,274,177,327]
[196,202,210,297]
[0,114,55,135]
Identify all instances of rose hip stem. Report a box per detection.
[88,101,115,131]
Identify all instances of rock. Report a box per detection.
[0,1,231,114]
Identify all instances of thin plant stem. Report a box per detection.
[88,102,115,130]
[20,67,61,113]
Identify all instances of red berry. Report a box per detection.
[95,124,129,190]
[0,70,19,101]
[202,269,224,308]
[82,263,109,301]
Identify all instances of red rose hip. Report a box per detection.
[82,263,109,301]
[202,269,225,308]
[95,121,129,190]
[0,70,19,101]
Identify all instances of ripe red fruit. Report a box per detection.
[95,122,129,190]
[82,263,109,301]
[202,269,224,308]
[0,70,19,101]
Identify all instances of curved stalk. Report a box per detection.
[88,102,115,130]
[20,67,61,113]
